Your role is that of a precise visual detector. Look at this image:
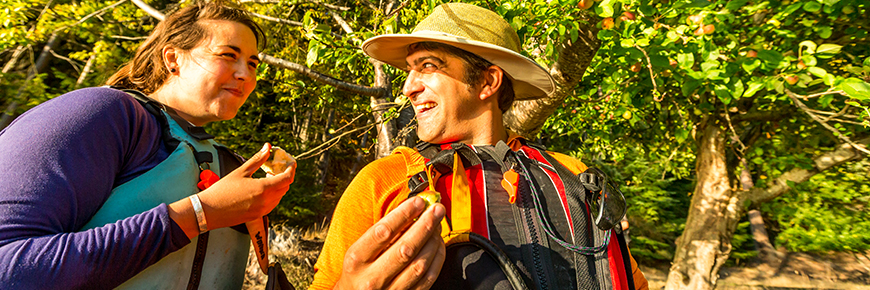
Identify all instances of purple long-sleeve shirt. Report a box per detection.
[0,87,191,289]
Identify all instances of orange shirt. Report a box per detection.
[310,142,648,290]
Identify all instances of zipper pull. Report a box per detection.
[501,168,519,204]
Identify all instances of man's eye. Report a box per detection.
[422,63,437,70]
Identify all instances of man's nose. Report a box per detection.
[402,70,423,99]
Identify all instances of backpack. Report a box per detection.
[386,139,634,289]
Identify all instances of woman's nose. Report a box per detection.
[235,61,255,82]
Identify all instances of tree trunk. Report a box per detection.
[317,109,335,186]
[504,15,600,137]
[369,59,397,158]
[747,209,780,267]
[0,33,61,130]
[2,45,27,73]
[666,119,743,290]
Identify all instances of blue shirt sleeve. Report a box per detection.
[0,87,191,289]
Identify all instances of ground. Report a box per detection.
[642,251,870,290]
[243,225,870,290]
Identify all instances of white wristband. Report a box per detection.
[189,194,208,234]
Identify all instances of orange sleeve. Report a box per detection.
[630,252,649,290]
[308,154,415,290]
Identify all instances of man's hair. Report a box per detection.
[408,42,515,112]
[106,1,266,94]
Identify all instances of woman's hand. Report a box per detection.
[169,143,296,239]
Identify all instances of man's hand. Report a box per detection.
[335,197,446,290]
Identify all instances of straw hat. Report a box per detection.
[362,3,555,100]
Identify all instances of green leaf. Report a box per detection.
[674,0,713,9]
[676,128,689,142]
[636,38,650,46]
[817,26,832,39]
[650,54,670,68]
[558,24,566,36]
[677,53,694,69]
[620,38,636,48]
[714,85,732,104]
[732,79,745,98]
[742,58,761,73]
[799,40,817,55]
[757,50,784,66]
[816,43,842,55]
[743,81,764,98]
[864,57,870,67]
[823,74,836,86]
[808,67,827,78]
[838,78,870,101]
[801,55,818,67]
[803,1,822,12]
[306,41,321,67]
[597,0,617,17]
[683,78,702,95]
[725,0,749,10]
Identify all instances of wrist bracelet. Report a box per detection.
[189,194,208,234]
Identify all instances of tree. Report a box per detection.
[538,0,869,289]
[2,0,869,289]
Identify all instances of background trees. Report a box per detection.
[1,0,867,289]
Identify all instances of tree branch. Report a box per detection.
[260,54,385,97]
[131,0,164,20]
[747,136,870,206]
[730,109,793,122]
[54,0,128,33]
[129,0,384,98]
[634,44,663,102]
[787,88,870,155]
[248,11,302,26]
[330,11,353,33]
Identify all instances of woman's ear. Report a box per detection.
[162,45,179,74]
[478,65,504,101]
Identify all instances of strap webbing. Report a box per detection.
[186,232,209,290]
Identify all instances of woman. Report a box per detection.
[0,1,294,289]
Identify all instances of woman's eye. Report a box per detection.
[248,61,259,68]
[222,53,237,59]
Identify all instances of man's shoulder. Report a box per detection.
[542,150,588,174]
[355,147,423,182]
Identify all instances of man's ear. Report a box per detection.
[478,65,504,101]
[162,45,179,73]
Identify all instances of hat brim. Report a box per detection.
[362,31,555,100]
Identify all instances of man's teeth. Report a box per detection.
[415,103,437,111]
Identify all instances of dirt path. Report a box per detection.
[641,252,870,290]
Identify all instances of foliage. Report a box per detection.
[2,0,869,276]
[761,159,870,253]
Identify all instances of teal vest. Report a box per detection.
[81,95,249,289]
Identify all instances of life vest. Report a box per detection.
[384,140,635,290]
[80,89,249,289]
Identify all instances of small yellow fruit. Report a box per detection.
[416,190,441,208]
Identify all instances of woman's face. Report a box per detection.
[166,20,259,126]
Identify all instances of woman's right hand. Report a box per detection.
[168,143,296,239]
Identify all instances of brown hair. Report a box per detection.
[409,42,516,112]
[106,1,266,94]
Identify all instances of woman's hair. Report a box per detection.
[106,1,266,94]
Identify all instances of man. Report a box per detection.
[311,3,648,289]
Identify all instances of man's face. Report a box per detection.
[403,48,490,144]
